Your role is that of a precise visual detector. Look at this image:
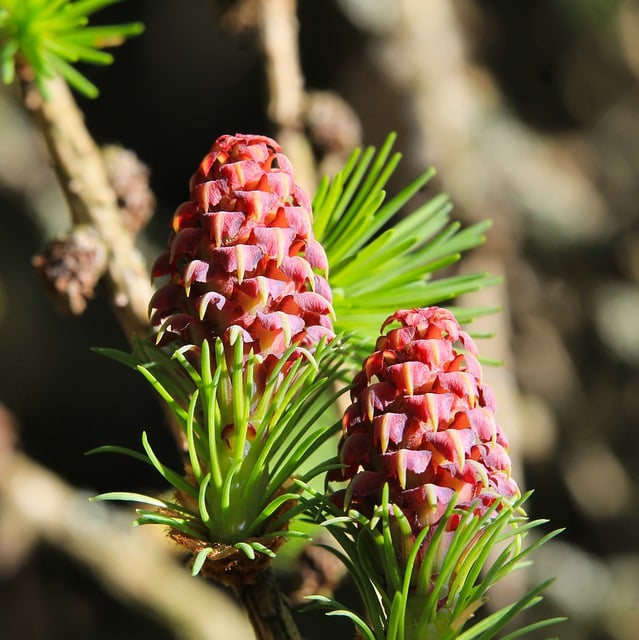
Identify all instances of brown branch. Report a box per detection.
[0,406,253,640]
[257,0,316,192]
[260,0,304,132]
[233,569,302,640]
[20,73,154,339]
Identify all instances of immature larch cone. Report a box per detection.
[149,134,334,365]
[331,307,519,534]
[146,135,335,581]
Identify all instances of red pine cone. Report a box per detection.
[331,307,519,534]
[149,134,334,360]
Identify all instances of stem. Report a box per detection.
[233,568,302,640]
[257,0,316,192]
[0,405,253,640]
[20,72,154,339]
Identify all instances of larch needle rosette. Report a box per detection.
[0,0,144,99]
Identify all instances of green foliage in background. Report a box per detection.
[0,0,143,98]
[313,133,499,363]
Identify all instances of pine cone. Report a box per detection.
[149,134,334,367]
[331,307,519,534]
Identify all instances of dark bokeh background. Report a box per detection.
[1,1,638,638]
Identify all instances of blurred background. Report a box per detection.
[1,0,638,638]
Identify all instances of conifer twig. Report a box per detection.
[0,405,253,640]
[19,71,154,339]
[233,569,302,640]
[257,0,316,191]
